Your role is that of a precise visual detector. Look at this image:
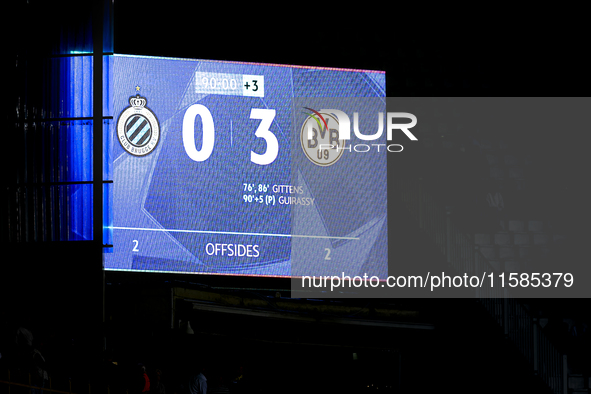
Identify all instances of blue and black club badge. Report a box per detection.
[116,88,160,156]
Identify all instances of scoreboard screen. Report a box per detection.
[104,54,387,278]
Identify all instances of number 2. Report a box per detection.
[132,240,139,252]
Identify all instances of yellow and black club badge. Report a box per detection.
[116,87,160,156]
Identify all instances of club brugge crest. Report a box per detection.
[117,93,160,156]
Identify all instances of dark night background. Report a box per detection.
[2,1,590,393]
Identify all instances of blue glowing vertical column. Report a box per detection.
[68,55,93,241]
[62,54,112,243]
[104,55,113,248]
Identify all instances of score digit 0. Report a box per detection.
[182,104,278,165]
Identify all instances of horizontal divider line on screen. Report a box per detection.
[108,226,359,241]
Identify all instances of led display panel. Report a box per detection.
[104,54,387,278]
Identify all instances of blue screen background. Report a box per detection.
[104,55,386,277]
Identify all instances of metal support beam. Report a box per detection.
[563,355,568,394]
[533,318,539,374]
[93,0,104,352]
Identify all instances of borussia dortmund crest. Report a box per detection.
[116,89,160,156]
[300,108,346,166]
